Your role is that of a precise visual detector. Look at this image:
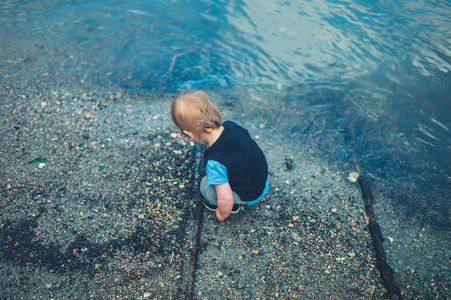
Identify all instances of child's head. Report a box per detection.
[171,90,222,136]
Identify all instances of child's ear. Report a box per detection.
[183,130,195,140]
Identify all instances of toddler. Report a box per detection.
[171,90,269,221]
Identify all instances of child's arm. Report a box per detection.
[214,182,234,221]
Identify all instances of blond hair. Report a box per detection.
[171,90,222,135]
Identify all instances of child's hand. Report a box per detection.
[216,208,228,221]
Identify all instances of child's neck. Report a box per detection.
[205,126,224,147]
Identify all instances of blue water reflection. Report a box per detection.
[2,0,449,91]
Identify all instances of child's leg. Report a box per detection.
[200,176,246,207]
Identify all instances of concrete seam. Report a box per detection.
[183,144,206,299]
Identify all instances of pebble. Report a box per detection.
[291,232,302,242]
[359,209,369,225]
[347,176,357,183]
[347,172,359,182]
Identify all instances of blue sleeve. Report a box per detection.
[206,160,228,185]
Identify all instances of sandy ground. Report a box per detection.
[1,82,449,299]
[1,83,197,299]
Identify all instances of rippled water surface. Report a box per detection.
[1,0,450,229]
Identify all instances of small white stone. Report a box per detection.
[347,172,359,182]
[348,172,359,181]
[38,163,46,169]
[291,232,301,242]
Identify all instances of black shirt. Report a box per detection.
[203,121,268,201]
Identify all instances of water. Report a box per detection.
[1,0,450,232]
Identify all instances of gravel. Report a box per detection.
[1,82,196,299]
[1,82,449,299]
[194,148,385,299]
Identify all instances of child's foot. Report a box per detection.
[230,204,241,214]
[203,201,217,212]
[203,201,241,214]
